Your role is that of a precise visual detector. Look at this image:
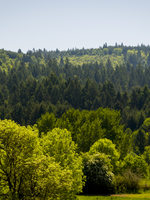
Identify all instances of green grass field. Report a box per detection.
[77,193,150,200]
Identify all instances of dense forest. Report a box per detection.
[1,45,150,129]
[1,45,150,199]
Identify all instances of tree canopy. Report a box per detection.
[0,120,84,199]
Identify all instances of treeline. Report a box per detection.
[1,107,150,198]
[1,46,150,130]
[37,108,150,194]
[37,108,150,157]
[0,67,150,131]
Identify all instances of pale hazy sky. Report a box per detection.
[0,0,150,52]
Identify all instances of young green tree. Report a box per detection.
[123,152,148,177]
[89,138,120,172]
[0,119,39,199]
[40,128,84,198]
[37,112,56,136]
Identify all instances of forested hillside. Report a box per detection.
[1,45,150,198]
[1,45,150,129]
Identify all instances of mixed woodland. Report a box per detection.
[1,45,150,199]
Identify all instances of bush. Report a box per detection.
[115,170,140,193]
[82,153,115,194]
[89,138,120,172]
[123,152,148,177]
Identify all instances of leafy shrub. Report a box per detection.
[82,153,115,194]
[89,138,120,172]
[123,152,148,177]
[115,170,140,193]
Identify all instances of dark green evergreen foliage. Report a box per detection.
[133,129,147,154]
[132,118,150,155]
[1,45,150,131]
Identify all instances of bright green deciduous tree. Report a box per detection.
[89,138,120,171]
[23,155,75,200]
[57,108,124,152]
[123,152,148,177]
[143,146,150,165]
[0,120,82,200]
[142,117,150,132]
[0,119,39,199]
[57,109,105,152]
[37,112,56,135]
[40,128,84,198]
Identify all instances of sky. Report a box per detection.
[0,0,150,52]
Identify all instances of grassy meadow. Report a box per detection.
[77,193,150,200]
